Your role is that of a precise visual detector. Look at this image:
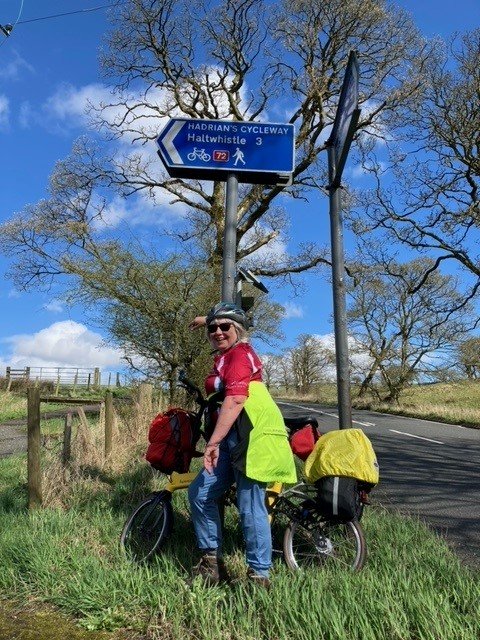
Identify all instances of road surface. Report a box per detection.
[279,400,480,570]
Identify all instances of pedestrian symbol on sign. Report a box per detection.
[233,148,246,166]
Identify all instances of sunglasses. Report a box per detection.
[207,322,233,333]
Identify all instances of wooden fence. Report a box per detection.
[26,383,155,509]
[27,388,115,509]
[5,367,123,392]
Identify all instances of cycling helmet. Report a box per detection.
[206,302,249,329]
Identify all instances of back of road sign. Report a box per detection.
[157,118,295,185]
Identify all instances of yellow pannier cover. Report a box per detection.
[304,428,379,485]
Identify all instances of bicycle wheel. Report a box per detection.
[283,518,366,572]
[120,492,173,563]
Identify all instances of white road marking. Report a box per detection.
[277,401,376,427]
[389,429,444,445]
[370,410,465,429]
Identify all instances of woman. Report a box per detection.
[188,302,296,588]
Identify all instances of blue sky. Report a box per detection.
[0,0,478,376]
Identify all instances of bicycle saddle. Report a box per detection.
[283,416,319,432]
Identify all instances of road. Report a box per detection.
[278,400,480,570]
[0,406,101,459]
[0,421,27,458]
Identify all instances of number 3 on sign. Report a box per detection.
[256,137,262,146]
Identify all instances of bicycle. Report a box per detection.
[187,147,211,162]
[120,372,367,572]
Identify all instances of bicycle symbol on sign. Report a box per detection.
[187,148,211,162]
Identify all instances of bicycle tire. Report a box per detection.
[120,492,173,563]
[283,517,366,572]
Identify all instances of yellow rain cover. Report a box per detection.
[304,429,379,485]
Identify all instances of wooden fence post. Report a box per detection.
[137,383,153,434]
[62,411,73,468]
[6,366,11,391]
[138,382,153,412]
[73,369,78,394]
[104,390,114,460]
[27,387,42,509]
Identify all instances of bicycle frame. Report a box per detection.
[161,469,315,533]
[163,471,283,507]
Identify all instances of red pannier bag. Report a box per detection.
[289,423,321,461]
[145,408,201,474]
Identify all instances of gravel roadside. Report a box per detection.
[0,406,102,458]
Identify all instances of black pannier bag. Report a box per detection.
[314,476,362,521]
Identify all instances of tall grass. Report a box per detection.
[0,489,478,639]
[0,389,29,421]
[0,446,478,639]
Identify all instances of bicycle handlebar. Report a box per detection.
[178,370,205,406]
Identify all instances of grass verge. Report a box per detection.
[273,381,480,429]
[0,454,478,640]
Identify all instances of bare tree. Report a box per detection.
[457,337,480,380]
[1,0,434,290]
[289,333,335,394]
[351,29,480,307]
[276,352,294,394]
[348,259,473,402]
[260,354,279,390]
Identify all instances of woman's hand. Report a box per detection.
[189,316,207,330]
[203,395,246,474]
[203,443,220,474]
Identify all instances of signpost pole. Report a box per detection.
[327,145,352,430]
[326,51,361,430]
[221,173,239,303]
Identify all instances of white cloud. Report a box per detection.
[0,321,124,369]
[0,50,34,80]
[91,191,187,231]
[239,225,289,263]
[251,237,288,262]
[19,101,33,128]
[43,82,172,144]
[349,160,387,180]
[358,99,390,145]
[283,302,304,319]
[44,82,114,125]
[43,300,64,313]
[0,95,10,128]
[41,68,261,143]
[92,194,131,230]
[311,333,373,381]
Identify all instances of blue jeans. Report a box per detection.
[188,429,271,577]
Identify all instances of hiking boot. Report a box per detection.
[246,567,271,590]
[191,554,230,586]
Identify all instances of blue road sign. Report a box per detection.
[156,118,295,185]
